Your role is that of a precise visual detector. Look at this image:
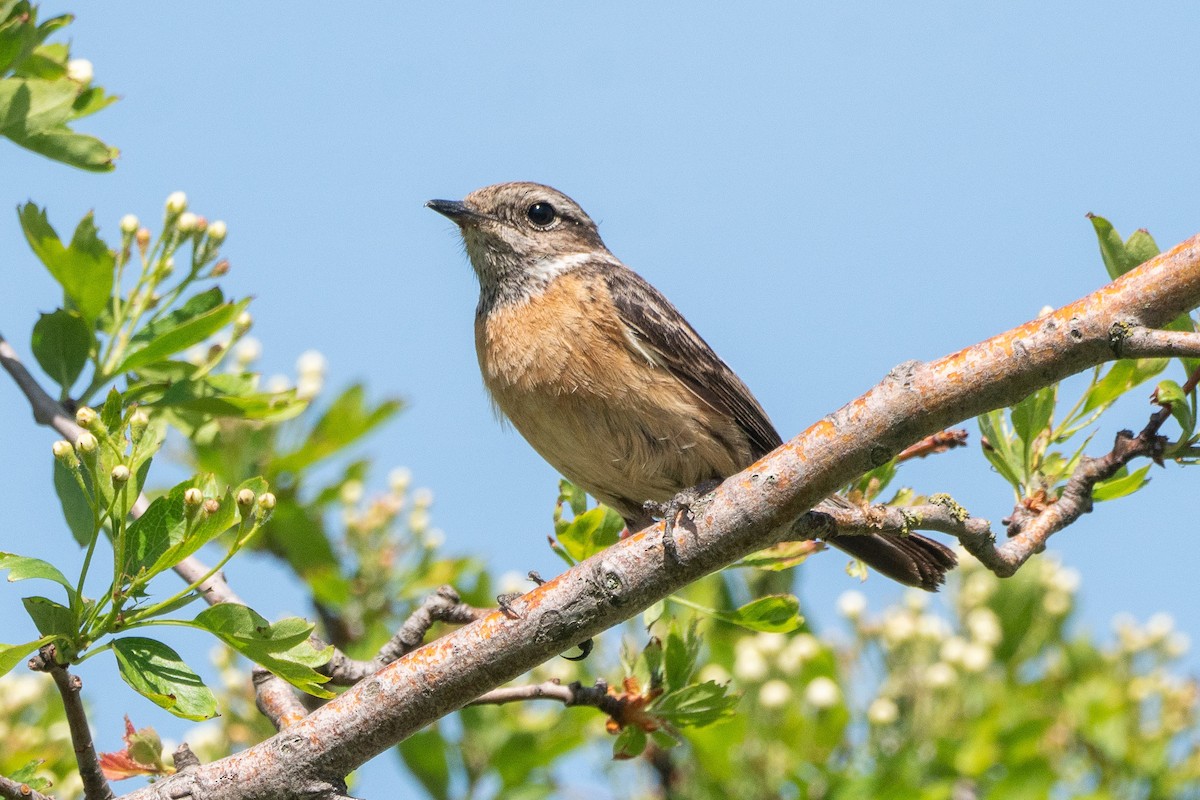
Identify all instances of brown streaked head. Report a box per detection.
[427,182,614,308]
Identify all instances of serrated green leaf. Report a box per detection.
[664,621,700,693]
[30,308,91,393]
[652,681,739,727]
[111,637,217,720]
[8,759,52,792]
[117,299,248,373]
[709,594,803,633]
[190,604,332,697]
[129,288,224,348]
[557,506,624,562]
[271,384,403,474]
[1092,465,1152,502]
[22,595,74,637]
[18,204,114,322]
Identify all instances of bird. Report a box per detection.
[427,182,956,590]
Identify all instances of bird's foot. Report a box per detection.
[510,572,593,660]
[644,480,720,563]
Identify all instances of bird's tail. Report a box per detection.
[824,533,957,591]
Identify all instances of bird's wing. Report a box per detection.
[599,264,783,458]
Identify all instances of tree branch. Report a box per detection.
[1112,325,1200,359]
[108,233,1200,799]
[320,586,489,686]
[0,774,52,800]
[28,646,113,800]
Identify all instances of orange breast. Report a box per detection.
[475,273,752,521]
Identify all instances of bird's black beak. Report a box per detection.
[425,198,487,226]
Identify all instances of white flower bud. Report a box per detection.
[837,590,867,620]
[960,643,992,673]
[176,212,198,232]
[424,528,445,549]
[940,636,968,665]
[66,59,93,84]
[804,676,840,709]
[758,679,792,709]
[388,467,412,494]
[234,312,253,337]
[110,465,130,485]
[52,440,74,460]
[867,697,899,725]
[498,570,529,596]
[75,406,97,428]
[339,480,364,505]
[120,214,140,235]
[1043,591,1070,616]
[75,432,98,453]
[412,488,434,509]
[184,488,204,507]
[236,489,256,507]
[965,608,1002,647]
[754,633,786,655]
[733,641,769,683]
[257,493,277,511]
[208,220,227,242]
[1147,613,1175,641]
[234,336,261,365]
[165,191,188,215]
[924,663,956,689]
[296,349,327,378]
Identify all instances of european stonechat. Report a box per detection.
[428,182,955,590]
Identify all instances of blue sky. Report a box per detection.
[3,3,1200,795]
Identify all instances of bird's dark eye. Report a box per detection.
[526,202,557,227]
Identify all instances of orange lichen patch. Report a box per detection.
[603,677,663,734]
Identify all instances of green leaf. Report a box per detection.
[708,594,803,633]
[664,621,700,693]
[152,374,307,422]
[18,127,117,170]
[736,540,819,571]
[124,476,251,582]
[191,604,333,697]
[53,458,94,546]
[271,384,403,474]
[1011,385,1056,449]
[116,298,248,373]
[111,637,218,720]
[30,308,92,392]
[0,551,73,591]
[1156,379,1186,405]
[556,506,624,561]
[977,410,1022,490]
[1093,465,1152,502]
[0,637,50,678]
[0,76,74,133]
[397,726,451,800]
[1089,214,1159,279]
[8,760,52,792]
[22,595,74,637]
[612,725,647,760]
[1080,359,1168,415]
[129,288,224,349]
[18,204,114,323]
[652,681,739,727]
[99,386,123,433]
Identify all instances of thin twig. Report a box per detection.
[28,646,114,800]
[320,586,490,685]
[253,667,308,729]
[472,679,626,721]
[0,774,52,800]
[1113,325,1200,360]
[896,429,969,462]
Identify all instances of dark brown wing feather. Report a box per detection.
[598,263,957,590]
[600,265,783,458]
